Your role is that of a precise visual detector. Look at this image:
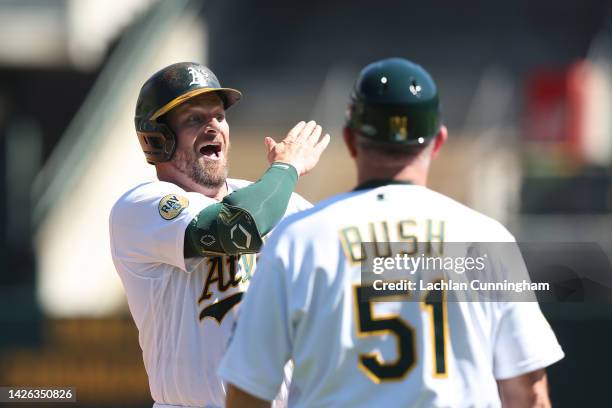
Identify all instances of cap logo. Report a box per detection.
[389,116,408,141]
[188,66,210,87]
[409,80,422,97]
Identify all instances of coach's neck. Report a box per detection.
[344,126,447,188]
[356,161,430,187]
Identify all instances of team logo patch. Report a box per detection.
[158,194,189,220]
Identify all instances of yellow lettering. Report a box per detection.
[339,226,365,263]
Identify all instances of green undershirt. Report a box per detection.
[184,162,298,257]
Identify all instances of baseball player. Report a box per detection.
[109,62,329,408]
[219,58,564,407]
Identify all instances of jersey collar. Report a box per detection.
[353,179,414,191]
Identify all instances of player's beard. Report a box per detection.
[172,146,229,189]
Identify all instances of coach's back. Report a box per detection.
[219,57,564,408]
[220,182,563,407]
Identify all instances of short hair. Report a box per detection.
[355,133,431,161]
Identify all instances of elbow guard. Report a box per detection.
[184,203,264,257]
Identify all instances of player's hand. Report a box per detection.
[264,120,330,176]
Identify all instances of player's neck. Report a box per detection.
[156,166,228,201]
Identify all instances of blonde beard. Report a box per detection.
[171,148,229,189]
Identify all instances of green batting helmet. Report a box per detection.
[135,62,242,164]
[346,57,440,145]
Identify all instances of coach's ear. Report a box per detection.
[430,125,448,160]
[343,127,358,158]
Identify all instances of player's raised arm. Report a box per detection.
[183,120,330,257]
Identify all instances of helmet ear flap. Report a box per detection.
[136,121,176,164]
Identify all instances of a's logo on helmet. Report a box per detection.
[389,116,408,141]
[187,66,210,87]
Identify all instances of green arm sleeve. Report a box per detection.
[184,162,298,257]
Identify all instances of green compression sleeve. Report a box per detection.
[184,162,298,257]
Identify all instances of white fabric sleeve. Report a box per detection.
[286,192,313,215]
[109,182,215,273]
[493,302,564,379]
[218,237,291,401]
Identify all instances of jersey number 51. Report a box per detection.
[353,283,448,383]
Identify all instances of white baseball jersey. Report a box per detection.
[218,183,564,408]
[109,178,311,408]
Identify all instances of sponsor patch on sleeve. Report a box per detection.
[158,194,189,220]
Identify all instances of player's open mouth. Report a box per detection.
[199,143,223,161]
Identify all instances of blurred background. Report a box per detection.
[1,0,611,406]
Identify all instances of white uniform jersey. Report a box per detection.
[109,178,311,408]
[218,184,564,408]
